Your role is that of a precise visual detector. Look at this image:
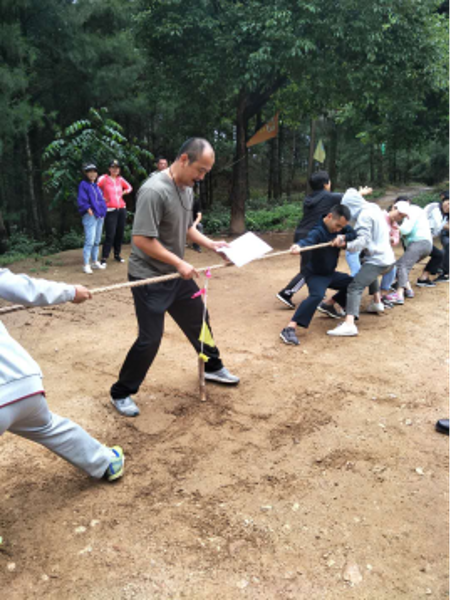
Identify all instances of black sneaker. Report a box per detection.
[382,296,394,309]
[100,258,107,266]
[416,278,436,288]
[114,256,125,263]
[276,291,295,309]
[436,419,449,435]
[434,273,449,283]
[316,301,343,319]
[280,327,300,346]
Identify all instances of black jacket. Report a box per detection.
[294,190,343,242]
[298,218,356,276]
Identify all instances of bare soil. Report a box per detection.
[1,188,449,599]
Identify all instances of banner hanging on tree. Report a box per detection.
[246,113,279,148]
[313,139,326,163]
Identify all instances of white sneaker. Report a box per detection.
[327,322,358,337]
[366,301,384,314]
[83,264,93,274]
[92,261,106,270]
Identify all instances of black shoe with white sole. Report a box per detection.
[276,291,295,309]
[416,278,436,288]
[317,301,343,319]
[434,273,449,283]
[280,327,300,346]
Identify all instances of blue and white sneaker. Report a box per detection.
[111,396,140,417]
[205,367,240,385]
[105,446,125,482]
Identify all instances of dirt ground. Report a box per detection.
[0,188,449,599]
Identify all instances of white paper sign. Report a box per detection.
[218,232,273,267]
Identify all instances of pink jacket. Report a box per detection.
[98,175,132,210]
[383,210,400,246]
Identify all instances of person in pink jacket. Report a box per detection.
[98,159,133,265]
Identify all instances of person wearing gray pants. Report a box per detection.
[0,269,124,482]
[345,262,393,319]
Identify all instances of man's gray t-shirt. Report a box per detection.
[129,172,193,278]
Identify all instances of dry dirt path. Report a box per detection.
[0,186,448,599]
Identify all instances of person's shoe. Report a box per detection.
[435,419,449,435]
[83,264,93,274]
[205,367,240,385]
[327,322,358,337]
[100,258,107,266]
[416,278,436,288]
[404,288,415,298]
[276,291,295,309]
[92,261,106,270]
[385,292,404,305]
[382,296,394,309]
[111,396,140,417]
[317,302,343,319]
[105,446,125,481]
[366,301,384,314]
[434,273,449,283]
[279,327,300,346]
[193,245,202,253]
[114,256,125,263]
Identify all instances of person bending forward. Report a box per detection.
[110,138,239,417]
[279,205,356,346]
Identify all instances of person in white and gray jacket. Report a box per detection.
[0,269,124,482]
[327,188,395,337]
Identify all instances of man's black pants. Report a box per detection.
[292,271,352,328]
[111,277,223,399]
[102,208,127,260]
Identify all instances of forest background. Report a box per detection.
[0,0,449,262]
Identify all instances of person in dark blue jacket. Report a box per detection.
[77,163,107,274]
[280,204,356,346]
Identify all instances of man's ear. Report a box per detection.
[179,153,189,166]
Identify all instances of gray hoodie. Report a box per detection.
[0,269,75,408]
[341,189,395,267]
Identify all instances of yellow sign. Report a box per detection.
[246,113,279,148]
[313,139,326,163]
[199,323,215,348]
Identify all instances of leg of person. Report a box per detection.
[90,217,105,266]
[395,241,432,298]
[114,208,127,262]
[276,252,311,308]
[346,250,361,277]
[102,210,117,263]
[417,246,442,286]
[435,234,449,282]
[82,213,96,272]
[328,272,354,309]
[192,223,203,252]
[167,279,239,384]
[328,263,385,336]
[280,275,330,346]
[2,394,123,480]
[381,266,397,306]
[110,280,177,415]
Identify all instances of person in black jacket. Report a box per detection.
[276,171,343,308]
[280,204,356,346]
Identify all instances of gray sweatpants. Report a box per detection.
[0,393,113,478]
[346,262,393,318]
[396,240,433,288]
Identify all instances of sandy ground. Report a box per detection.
[0,189,449,599]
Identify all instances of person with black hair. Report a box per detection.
[110,138,239,417]
[436,191,450,283]
[280,205,356,346]
[154,157,169,173]
[276,171,343,308]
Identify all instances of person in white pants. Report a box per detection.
[0,269,124,482]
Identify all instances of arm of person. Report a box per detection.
[77,182,93,216]
[186,226,229,254]
[399,216,415,236]
[133,236,199,279]
[121,177,133,195]
[290,227,323,254]
[0,269,92,306]
[346,213,373,253]
[193,211,202,226]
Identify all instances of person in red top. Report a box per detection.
[98,159,133,265]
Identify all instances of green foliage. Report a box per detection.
[43,107,153,208]
[411,191,442,208]
[203,201,302,234]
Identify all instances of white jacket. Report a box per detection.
[424,202,446,238]
[0,269,75,408]
[342,188,395,267]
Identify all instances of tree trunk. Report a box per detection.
[267,138,275,201]
[307,118,317,192]
[230,93,248,235]
[286,129,297,201]
[275,123,283,200]
[0,210,9,253]
[376,145,384,187]
[329,122,338,187]
[24,131,41,238]
[370,145,374,183]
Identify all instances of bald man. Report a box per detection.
[110,138,240,417]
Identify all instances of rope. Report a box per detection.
[0,242,332,315]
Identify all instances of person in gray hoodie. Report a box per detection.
[0,269,124,482]
[327,188,395,337]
